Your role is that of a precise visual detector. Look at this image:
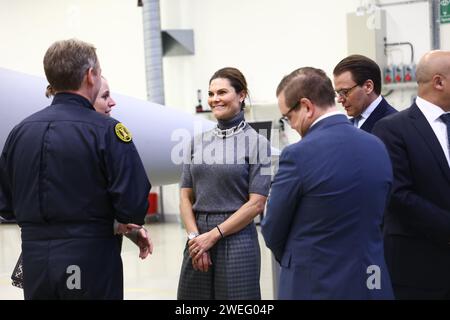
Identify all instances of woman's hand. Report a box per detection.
[191,251,212,272]
[188,228,222,261]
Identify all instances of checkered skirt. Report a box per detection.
[177,213,261,300]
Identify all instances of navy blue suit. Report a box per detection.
[0,93,151,299]
[373,104,450,299]
[359,97,397,133]
[262,114,394,299]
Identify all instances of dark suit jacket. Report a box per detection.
[360,97,397,133]
[262,114,394,299]
[373,103,450,293]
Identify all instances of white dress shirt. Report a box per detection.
[416,96,450,167]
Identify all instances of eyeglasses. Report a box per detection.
[280,100,301,125]
[335,84,359,99]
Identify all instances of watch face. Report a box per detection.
[188,232,198,240]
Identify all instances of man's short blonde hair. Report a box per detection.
[43,39,98,91]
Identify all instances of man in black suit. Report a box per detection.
[373,50,450,299]
[333,54,397,132]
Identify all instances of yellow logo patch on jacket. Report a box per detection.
[115,123,132,143]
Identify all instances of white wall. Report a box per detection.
[380,0,431,110]
[0,0,147,99]
[160,0,360,112]
[443,24,450,50]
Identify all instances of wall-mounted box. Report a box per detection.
[347,9,387,70]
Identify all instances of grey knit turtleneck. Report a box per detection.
[181,115,272,213]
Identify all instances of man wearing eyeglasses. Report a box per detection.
[333,54,397,133]
[262,67,394,299]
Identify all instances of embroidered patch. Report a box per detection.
[115,123,132,143]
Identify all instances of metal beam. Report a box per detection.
[429,0,441,49]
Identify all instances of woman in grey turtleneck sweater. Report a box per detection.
[177,67,272,299]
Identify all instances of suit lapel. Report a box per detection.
[409,103,450,182]
[361,98,388,132]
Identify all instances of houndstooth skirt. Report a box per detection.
[177,212,261,300]
[11,253,23,288]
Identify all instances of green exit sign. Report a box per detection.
[442,0,450,24]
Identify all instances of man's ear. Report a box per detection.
[433,74,445,91]
[302,98,314,117]
[365,79,375,94]
[85,67,95,87]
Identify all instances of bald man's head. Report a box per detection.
[416,50,450,84]
[416,50,450,111]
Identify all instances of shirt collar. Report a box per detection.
[416,96,446,123]
[311,110,345,129]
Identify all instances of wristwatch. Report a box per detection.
[188,232,199,240]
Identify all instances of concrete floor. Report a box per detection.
[0,222,274,300]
